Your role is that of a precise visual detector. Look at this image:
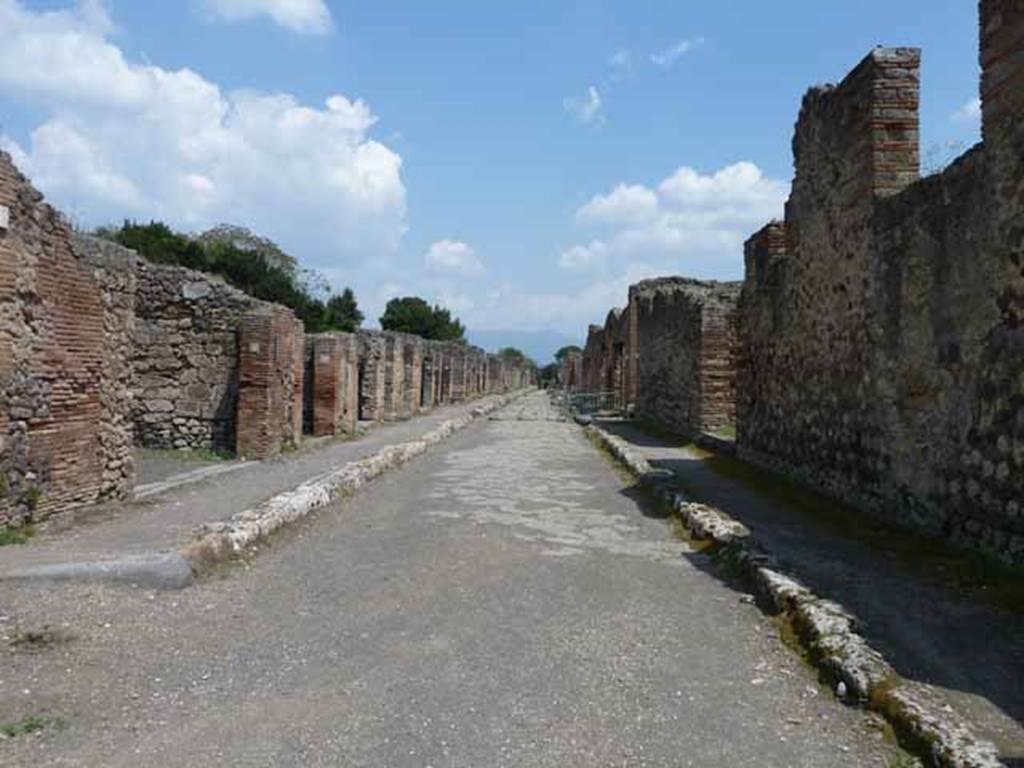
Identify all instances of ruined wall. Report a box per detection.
[0,154,134,527]
[133,261,266,451]
[307,332,359,437]
[236,308,304,459]
[401,335,423,419]
[633,278,740,437]
[582,325,604,393]
[561,349,583,390]
[357,331,387,422]
[738,25,1024,562]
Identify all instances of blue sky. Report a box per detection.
[0,0,981,361]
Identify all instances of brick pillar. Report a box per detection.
[237,309,304,459]
[312,334,357,437]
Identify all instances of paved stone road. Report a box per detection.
[1,392,907,766]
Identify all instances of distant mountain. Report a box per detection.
[468,329,584,365]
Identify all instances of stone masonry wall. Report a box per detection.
[357,331,387,422]
[133,260,267,451]
[738,20,1024,562]
[0,152,134,527]
[634,278,741,437]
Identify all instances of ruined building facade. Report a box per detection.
[0,153,533,530]
[576,1,1024,563]
[738,2,1024,561]
[582,278,740,435]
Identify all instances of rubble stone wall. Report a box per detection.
[132,260,267,451]
[0,153,134,527]
[633,278,741,436]
[738,26,1024,562]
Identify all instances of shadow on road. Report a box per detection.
[596,417,1024,762]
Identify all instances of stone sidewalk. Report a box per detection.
[596,419,1024,765]
[0,395,522,581]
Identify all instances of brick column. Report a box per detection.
[237,309,304,460]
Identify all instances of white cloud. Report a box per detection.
[425,239,485,278]
[202,0,332,34]
[952,97,981,123]
[455,161,787,335]
[563,85,605,126]
[0,0,405,270]
[608,49,632,81]
[559,240,608,271]
[576,184,659,226]
[650,37,704,68]
[564,161,787,280]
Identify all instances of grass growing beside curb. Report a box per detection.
[0,525,36,547]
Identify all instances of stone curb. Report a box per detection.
[181,389,532,574]
[585,423,1004,768]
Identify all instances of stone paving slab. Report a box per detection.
[595,418,1024,764]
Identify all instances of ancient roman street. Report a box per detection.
[2,393,909,767]
[2,1,1024,766]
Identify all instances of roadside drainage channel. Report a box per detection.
[0,390,532,592]
[585,423,1004,768]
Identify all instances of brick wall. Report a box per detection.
[236,308,304,459]
[308,332,358,437]
[0,153,134,527]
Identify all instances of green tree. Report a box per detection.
[539,362,559,386]
[379,297,466,341]
[97,221,362,334]
[554,345,583,363]
[323,288,363,332]
[497,347,534,368]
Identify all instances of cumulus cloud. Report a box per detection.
[650,37,704,68]
[952,97,981,123]
[563,85,605,126]
[559,240,608,271]
[556,161,786,307]
[0,0,405,269]
[425,239,485,278]
[201,0,333,34]
[576,184,659,226]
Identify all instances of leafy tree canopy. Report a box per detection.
[379,297,466,341]
[96,220,363,334]
[497,347,535,369]
[554,345,583,363]
[538,362,560,385]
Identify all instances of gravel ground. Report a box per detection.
[0,392,907,767]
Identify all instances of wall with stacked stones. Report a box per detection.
[0,153,134,527]
[132,259,269,451]
[738,23,1024,562]
[633,278,740,437]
